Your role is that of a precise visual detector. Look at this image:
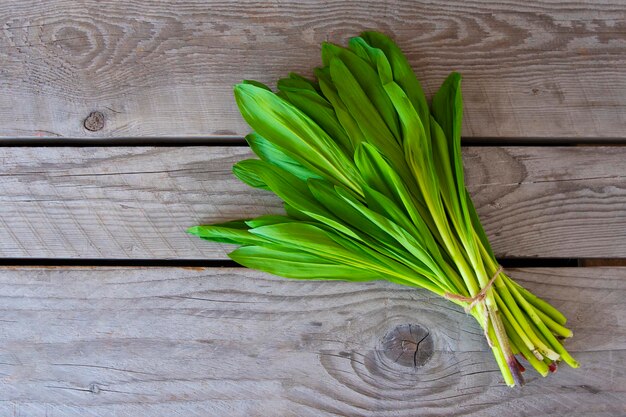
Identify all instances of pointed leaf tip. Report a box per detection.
[186,226,201,235]
[242,79,272,91]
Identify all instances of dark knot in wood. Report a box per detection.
[381,324,433,368]
[84,111,105,132]
[88,383,100,394]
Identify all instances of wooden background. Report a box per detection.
[0,1,625,416]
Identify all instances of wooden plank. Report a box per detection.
[0,1,625,139]
[0,266,623,416]
[1,146,625,259]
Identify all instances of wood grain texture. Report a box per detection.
[1,146,625,259]
[0,266,623,416]
[0,0,625,139]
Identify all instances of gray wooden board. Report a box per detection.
[0,266,623,416]
[0,146,625,259]
[0,0,625,139]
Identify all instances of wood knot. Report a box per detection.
[380,323,433,367]
[88,383,100,394]
[84,111,105,132]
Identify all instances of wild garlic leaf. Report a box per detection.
[432,73,467,220]
[361,31,430,138]
[466,190,496,259]
[276,85,353,154]
[242,79,272,91]
[430,117,463,228]
[249,222,431,290]
[187,221,266,246]
[307,178,442,285]
[246,133,322,183]
[432,73,482,266]
[235,83,362,193]
[333,186,448,285]
[354,143,427,227]
[308,179,387,238]
[287,72,320,92]
[276,76,317,93]
[314,66,366,150]
[232,159,270,190]
[230,244,379,281]
[237,159,361,240]
[348,37,395,94]
[383,79,439,212]
[322,42,400,140]
[244,214,297,228]
[283,203,315,222]
[329,57,398,151]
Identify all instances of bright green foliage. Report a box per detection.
[188,32,578,387]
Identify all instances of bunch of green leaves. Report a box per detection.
[188,32,578,386]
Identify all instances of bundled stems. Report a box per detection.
[188,31,578,386]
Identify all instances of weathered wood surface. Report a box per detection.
[1,146,625,259]
[0,266,623,417]
[1,1,625,139]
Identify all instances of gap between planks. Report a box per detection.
[1,137,626,147]
[0,258,625,268]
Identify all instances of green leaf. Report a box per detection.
[232,159,270,190]
[234,83,362,194]
[187,220,265,246]
[348,37,394,89]
[322,42,400,140]
[308,178,394,245]
[306,177,444,289]
[354,142,425,225]
[235,159,361,241]
[381,77,465,277]
[230,244,378,281]
[431,73,463,154]
[276,84,353,154]
[328,57,398,151]
[364,183,466,294]
[431,73,481,267]
[244,214,296,228]
[353,142,457,267]
[431,73,465,213]
[248,222,430,289]
[277,76,317,93]
[283,203,315,222]
[242,79,272,91]
[360,31,430,138]
[382,79,435,199]
[246,133,322,182]
[315,66,366,150]
[430,116,463,226]
[288,72,320,92]
[331,185,451,291]
[466,189,496,259]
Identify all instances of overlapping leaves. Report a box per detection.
[189,32,470,299]
[188,31,578,387]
